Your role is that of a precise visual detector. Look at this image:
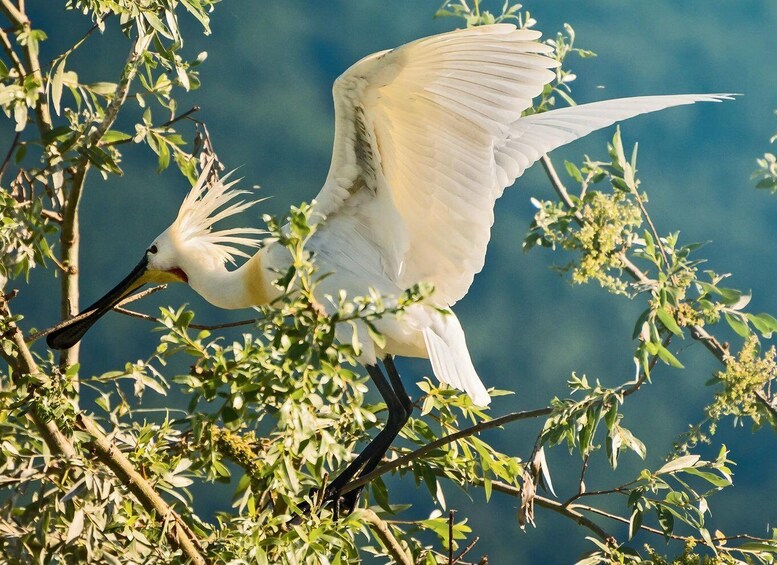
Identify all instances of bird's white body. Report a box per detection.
[137,24,731,408]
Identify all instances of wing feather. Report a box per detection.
[313,23,732,305]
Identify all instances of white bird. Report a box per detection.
[48,24,731,511]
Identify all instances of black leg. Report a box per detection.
[334,358,413,512]
[292,359,413,520]
[384,356,414,415]
[324,363,408,495]
[355,357,413,478]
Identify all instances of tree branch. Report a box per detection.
[58,165,86,371]
[487,480,611,540]
[114,306,259,331]
[0,0,28,27]
[1,293,208,563]
[0,131,20,183]
[342,407,553,494]
[58,34,144,373]
[0,293,76,457]
[360,509,412,565]
[75,414,208,565]
[88,34,145,147]
[541,155,731,359]
[0,25,25,76]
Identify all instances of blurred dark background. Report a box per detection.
[9,1,777,562]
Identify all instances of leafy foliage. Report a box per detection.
[1,1,777,564]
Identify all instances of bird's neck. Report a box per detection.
[187,249,276,310]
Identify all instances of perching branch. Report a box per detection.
[343,406,553,494]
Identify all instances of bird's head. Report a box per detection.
[46,162,263,350]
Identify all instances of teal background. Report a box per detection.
[10,1,777,562]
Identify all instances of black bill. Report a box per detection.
[47,255,150,350]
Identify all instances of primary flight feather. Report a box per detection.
[47,24,732,511]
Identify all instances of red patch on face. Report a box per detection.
[169,267,188,283]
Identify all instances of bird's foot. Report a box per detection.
[290,484,363,524]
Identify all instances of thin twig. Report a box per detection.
[76,415,208,565]
[87,35,145,147]
[564,498,771,548]
[630,183,671,272]
[486,480,611,540]
[448,509,455,564]
[542,155,729,360]
[577,454,589,497]
[0,131,20,183]
[0,25,25,75]
[756,390,777,421]
[347,350,660,496]
[0,294,76,457]
[1,294,207,563]
[40,209,63,223]
[452,536,480,564]
[361,509,412,565]
[114,306,259,331]
[104,106,202,148]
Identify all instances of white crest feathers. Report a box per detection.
[171,160,264,264]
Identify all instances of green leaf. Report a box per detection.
[102,130,132,144]
[738,542,777,554]
[50,56,66,116]
[565,160,583,183]
[80,146,123,175]
[628,507,642,539]
[656,454,700,475]
[724,312,750,338]
[144,12,174,39]
[656,344,684,369]
[656,307,683,337]
[683,467,732,488]
[656,505,674,539]
[157,136,170,172]
[699,527,717,555]
[747,312,777,338]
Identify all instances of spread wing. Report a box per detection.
[313,23,731,306]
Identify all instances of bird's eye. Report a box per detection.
[148,244,158,254]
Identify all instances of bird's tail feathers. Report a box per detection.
[422,315,490,406]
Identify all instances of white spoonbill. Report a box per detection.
[47,24,731,511]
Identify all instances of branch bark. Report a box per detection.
[0,294,208,563]
[75,415,208,565]
[0,294,76,457]
[361,509,413,565]
[342,406,553,494]
[59,33,144,372]
[0,26,25,76]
